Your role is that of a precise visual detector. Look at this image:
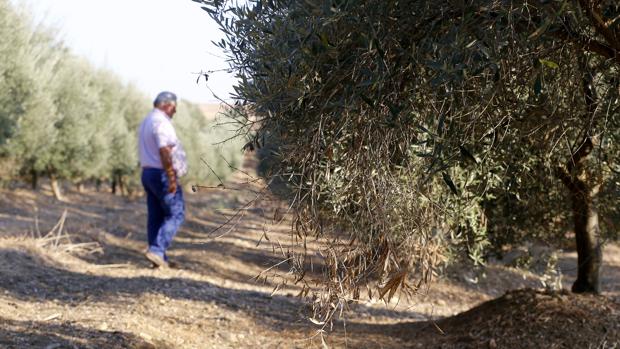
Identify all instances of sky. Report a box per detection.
[15,0,237,104]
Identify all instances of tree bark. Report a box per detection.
[567,178,602,293]
[559,53,603,294]
[50,174,64,201]
[118,175,126,197]
[31,170,38,190]
[111,176,118,195]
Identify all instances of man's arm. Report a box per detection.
[159,146,177,194]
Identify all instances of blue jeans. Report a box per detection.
[141,168,185,260]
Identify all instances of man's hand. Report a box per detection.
[159,146,177,194]
[167,179,177,194]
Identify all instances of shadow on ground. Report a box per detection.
[0,317,168,349]
[0,247,423,336]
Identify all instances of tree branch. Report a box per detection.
[577,0,620,51]
[510,0,620,66]
[553,22,620,66]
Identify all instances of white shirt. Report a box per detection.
[138,108,187,176]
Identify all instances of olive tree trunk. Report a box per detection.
[49,174,64,201]
[111,175,118,195]
[558,137,602,294]
[560,56,603,294]
[31,170,38,190]
[567,177,601,293]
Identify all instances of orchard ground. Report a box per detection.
[0,152,618,348]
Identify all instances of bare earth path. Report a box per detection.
[0,154,618,348]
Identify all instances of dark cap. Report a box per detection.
[153,91,177,106]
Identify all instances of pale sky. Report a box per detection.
[15,0,237,104]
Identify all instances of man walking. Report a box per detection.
[138,91,187,268]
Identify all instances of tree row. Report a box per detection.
[0,0,242,199]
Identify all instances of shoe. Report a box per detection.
[162,253,180,269]
[145,251,169,269]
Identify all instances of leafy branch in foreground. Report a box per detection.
[193,0,620,320]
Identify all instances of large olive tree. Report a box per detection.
[195,0,619,315]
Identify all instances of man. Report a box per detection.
[138,91,187,268]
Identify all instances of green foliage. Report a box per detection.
[0,0,242,193]
[0,0,62,178]
[174,102,244,186]
[198,0,620,313]
[0,0,28,147]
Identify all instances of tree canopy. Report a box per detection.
[0,0,244,197]
[196,0,620,319]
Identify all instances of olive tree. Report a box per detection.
[195,0,619,314]
[2,0,246,197]
[109,84,150,194]
[0,1,62,188]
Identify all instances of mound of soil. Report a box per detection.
[371,288,620,348]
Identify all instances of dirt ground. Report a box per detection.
[0,154,618,348]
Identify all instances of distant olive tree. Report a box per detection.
[174,101,245,187]
[1,0,244,198]
[195,0,619,319]
[109,84,150,195]
[0,1,144,197]
[0,0,63,189]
